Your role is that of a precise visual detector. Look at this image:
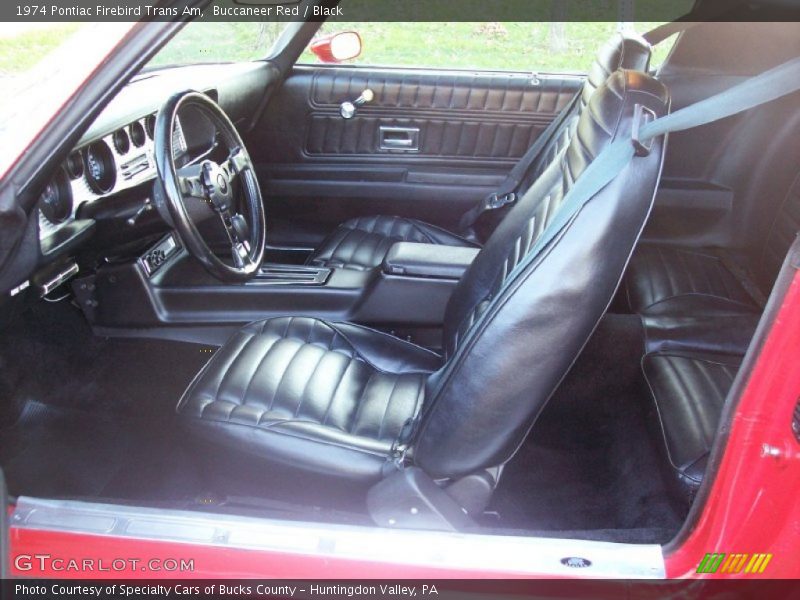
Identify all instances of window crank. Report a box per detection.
[340,89,374,119]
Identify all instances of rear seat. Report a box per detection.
[641,352,742,496]
[625,171,800,503]
[628,172,800,320]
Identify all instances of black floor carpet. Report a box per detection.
[0,299,370,519]
[0,299,212,501]
[487,313,684,543]
[0,299,682,540]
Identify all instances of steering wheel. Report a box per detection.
[153,91,266,282]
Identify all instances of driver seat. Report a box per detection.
[176,70,669,486]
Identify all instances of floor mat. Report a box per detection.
[487,313,684,542]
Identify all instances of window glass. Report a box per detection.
[146,22,288,70]
[302,22,680,73]
[302,22,635,72]
[634,22,679,69]
[0,23,82,79]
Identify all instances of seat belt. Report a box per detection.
[402,57,800,458]
[457,90,582,237]
[482,55,800,334]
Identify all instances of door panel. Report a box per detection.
[247,65,582,246]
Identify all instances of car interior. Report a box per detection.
[1,9,799,547]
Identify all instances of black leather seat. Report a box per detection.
[177,70,670,486]
[177,317,440,480]
[628,173,800,503]
[306,33,652,272]
[625,245,762,316]
[641,351,741,501]
[625,172,800,318]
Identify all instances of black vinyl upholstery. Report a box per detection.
[626,173,800,316]
[177,70,670,483]
[306,33,652,272]
[625,245,760,316]
[627,173,800,503]
[177,317,440,480]
[642,351,741,500]
[306,215,476,272]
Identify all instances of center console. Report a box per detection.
[76,236,479,342]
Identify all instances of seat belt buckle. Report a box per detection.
[486,192,517,210]
[631,104,657,157]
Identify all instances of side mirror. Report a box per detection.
[310,31,362,64]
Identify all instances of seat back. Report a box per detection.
[414,71,670,479]
[758,171,800,292]
[516,32,652,192]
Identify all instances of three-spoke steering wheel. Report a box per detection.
[154,91,266,282]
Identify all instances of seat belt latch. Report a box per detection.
[486,192,517,210]
[632,104,657,157]
[389,416,419,467]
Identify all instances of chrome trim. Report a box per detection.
[12,497,665,578]
[138,234,180,277]
[250,264,331,286]
[40,262,79,296]
[39,114,159,242]
[379,126,420,152]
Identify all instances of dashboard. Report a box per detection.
[33,60,273,252]
[37,113,187,241]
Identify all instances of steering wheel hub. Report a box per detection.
[201,161,233,210]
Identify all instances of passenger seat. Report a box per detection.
[306,33,652,271]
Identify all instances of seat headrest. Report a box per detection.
[582,32,653,106]
[566,69,670,185]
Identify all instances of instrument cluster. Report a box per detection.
[37,113,172,240]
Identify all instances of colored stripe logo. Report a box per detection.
[697,553,772,574]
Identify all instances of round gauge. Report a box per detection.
[112,129,130,154]
[145,114,156,140]
[84,141,116,194]
[65,151,84,180]
[39,169,73,225]
[130,121,146,148]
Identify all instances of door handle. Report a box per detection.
[379,126,420,152]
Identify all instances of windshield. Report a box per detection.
[145,22,287,71]
[0,22,134,178]
[0,19,289,178]
[0,23,90,95]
